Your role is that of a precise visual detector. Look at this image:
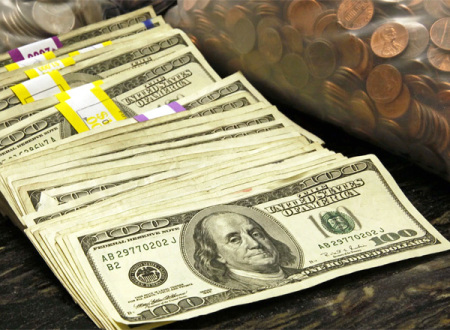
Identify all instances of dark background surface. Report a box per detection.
[0,106,449,329]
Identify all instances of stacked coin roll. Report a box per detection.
[170,0,450,179]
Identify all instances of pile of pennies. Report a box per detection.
[174,0,450,178]
[0,0,123,52]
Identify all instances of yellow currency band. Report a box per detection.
[25,57,76,79]
[56,86,126,133]
[55,80,104,102]
[4,63,20,71]
[4,51,56,71]
[10,71,70,104]
[56,102,89,133]
[10,83,34,104]
[68,41,113,57]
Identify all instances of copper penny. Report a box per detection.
[430,17,450,51]
[305,39,337,79]
[406,0,424,10]
[419,74,439,93]
[402,22,429,59]
[424,0,447,19]
[371,22,409,58]
[438,117,450,152]
[225,6,247,31]
[375,84,411,119]
[337,34,364,69]
[337,0,374,30]
[313,10,337,37]
[256,16,283,36]
[349,91,377,133]
[437,89,450,105]
[231,17,256,55]
[428,44,450,72]
[287,0,323,37]
[280,25,303,54]
[354,41,373,78]
[419,104,435,143]
[437,80,450,91]
[366,64,403,103]
[258,27,283,64]
[280,53,309,88]
[407,100,422,138]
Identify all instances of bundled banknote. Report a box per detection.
[0,4,448,330]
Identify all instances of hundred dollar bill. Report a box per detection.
[0,85,265,181]
[47,155,449,327]
[0,23,172,128]
[0,73,271,210]
[0,27,192,111]
[0,6,157,68]
[0,94,270,223]
[0,47,221,165]
[22,99,272,210]
[24,136,328,229]
[10,106,305,217]
[0,18,172,111]
[0,17,170,89]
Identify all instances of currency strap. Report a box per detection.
[56,80,104,103]
[134,102,186,122]
[10,71,70,104]
[143,18,155,29]
[8,36,62,62]
[5,52,56,71]
[56,84,127,133]
[25,57,76,79]
[68,41,113,57]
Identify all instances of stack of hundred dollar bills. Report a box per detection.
[0,5,448,330]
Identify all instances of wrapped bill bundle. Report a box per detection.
[0,4,448,330]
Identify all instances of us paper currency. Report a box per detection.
[9,105,313,223]
[0,17,171,111]
[0,6,157,68]
[24,137,328,229]
[0,47,221,165]
[0,17,171,89]
[32,155,449,327]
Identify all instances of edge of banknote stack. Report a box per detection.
[0,5,448,330]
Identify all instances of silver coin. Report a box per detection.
[75,0,103,25]
[402,22,430,59]
[15,0,46,36]
[0,5,16,33]
[32,1,75,35]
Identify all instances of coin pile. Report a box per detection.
[170,0,450,179]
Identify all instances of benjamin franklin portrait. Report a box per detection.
[182,205,304,291]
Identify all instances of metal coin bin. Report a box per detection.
[166,0,450,180]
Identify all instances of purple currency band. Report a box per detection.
[143,19,154,29]
[8,48,24,62]
[133,102,186,122]
[168,102,185,113]
[52,36,63,48]
[8,36,62,62]
[134,114,148,122]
